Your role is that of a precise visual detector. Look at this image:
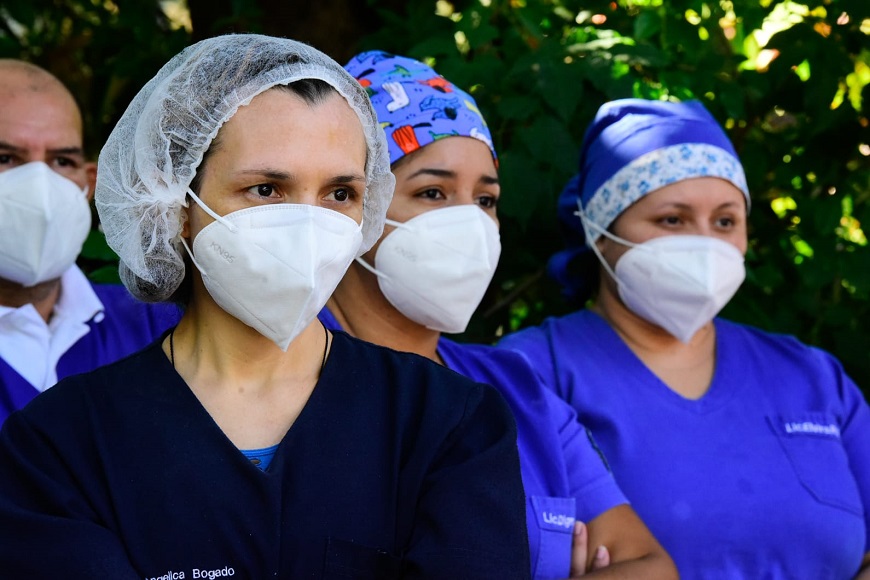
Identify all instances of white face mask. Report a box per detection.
[0,161,91,287]
[580,206,745,343]
[357,204,501,334]
[182,190,363,351]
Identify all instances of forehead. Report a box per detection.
[395,136,496,175]
[217,88,366,161]
[632,177,747,210]
[0,82,83,151]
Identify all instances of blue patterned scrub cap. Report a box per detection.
[548,98,749,298]
[344,51,496,166]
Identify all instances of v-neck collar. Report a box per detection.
[580,310,742,414]
[152,332,340,475]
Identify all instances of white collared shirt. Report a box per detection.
[0,265,105,391]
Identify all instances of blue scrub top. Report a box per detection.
[319,308,627,579]
[0,283,179,425]
[502,309,870,579]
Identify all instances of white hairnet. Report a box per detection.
[96,34,394,302]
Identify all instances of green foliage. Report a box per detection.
[0,0,190,155]
[2,0,868,389]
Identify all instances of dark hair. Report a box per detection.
[171,78,339,305]
[562,250,601,308]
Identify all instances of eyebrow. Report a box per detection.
[654,201,743,211]
[0,141,84,157]
[48,147,86,157]
[330,173,366,184]
[237,169,294,181]
[236,169,365,183]
[0,141,85,155]
[407,167,499,185]
[0,141,24,153]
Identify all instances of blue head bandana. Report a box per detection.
[344,51,496,166]
[548,98,749,299]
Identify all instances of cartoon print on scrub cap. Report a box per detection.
[344,51,496,165]
[548,98,750,299]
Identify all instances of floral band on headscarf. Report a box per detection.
[344,51,496,166]
[583,142,748,240]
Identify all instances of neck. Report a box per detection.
[593,278,717,399]
[0,277,62,322]
[327,261,442,363]
[165,280,331,450]
[167,280,328,392]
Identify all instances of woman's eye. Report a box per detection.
[254,184,274,197]
[477,195,499,209]
[417,188,443,200]
[54,157,78,168]
[332,188,349,202]
[659,215,681,226]
[716,216,735,228]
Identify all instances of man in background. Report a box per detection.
[0,59,177,424]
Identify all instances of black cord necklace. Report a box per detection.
[169,325,329,372]
[320,321,329,372]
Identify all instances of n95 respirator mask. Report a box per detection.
[580,206,745,343]
[182,191,363,351]
[0,161,91,286]
[357,205,501,334]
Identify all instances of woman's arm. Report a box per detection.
[0,410,140,579]
[576,505,677,579]
[403,382,530,579]
[548,388,677,579]
[568,521,610,576]
[834,356,870,575]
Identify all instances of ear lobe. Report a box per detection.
[85,162,97,201]
[181,206,191,239]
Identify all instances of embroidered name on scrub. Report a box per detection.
[783,421,840,438]
[145,566,235,580]
[530,496,577,578]
[542,511,576,529]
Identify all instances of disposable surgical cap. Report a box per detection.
[344,51,496,166]
[548,98,749,297]
[96,34,395,302]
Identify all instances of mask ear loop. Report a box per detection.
[178,236,209,278]
[354,255,389,280]
[177,188,237,276]
[186,188,239,233]
[574,200,637,284]
[355,214,412,278]
[383,217,411,230]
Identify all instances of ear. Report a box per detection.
[180,202,192,240]
[84,162,97,201]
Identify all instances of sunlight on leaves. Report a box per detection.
[159,0,191,32]
[792,236,815,258]
[771,196,797,218]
